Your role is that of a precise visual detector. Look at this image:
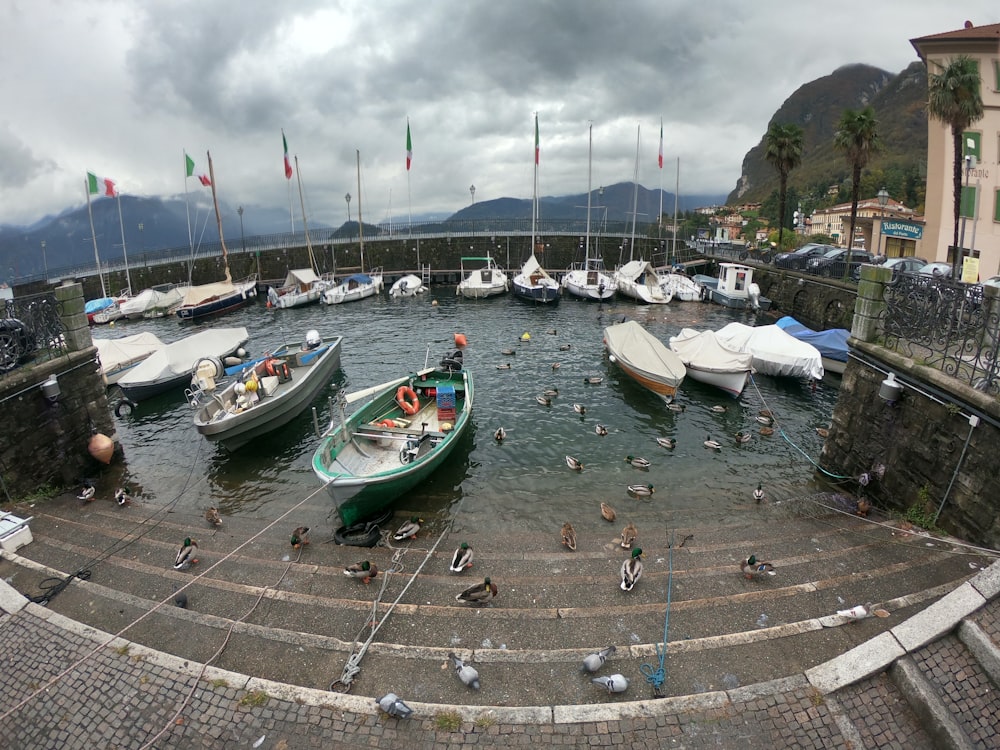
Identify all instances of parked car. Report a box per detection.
[0,318,37,372]
[852,255,928,282]
[773,243,834,270]
[917,261,954,279]
[805,248,876,278]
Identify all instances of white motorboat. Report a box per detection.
[658,271,704,302]
[456,255,509,299]
[603,319,686,402]
[704,263,771,311]
[323,270,384,304]
[615,259,672,304]
[119,284,187,319]
[667,328,754,397]
[388,274,427,298]
[117,326,250,402]
[713,322,824,380]
[267,268,328,309]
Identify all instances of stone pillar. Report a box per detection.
[54,281,93,354]
[851,265,892,343]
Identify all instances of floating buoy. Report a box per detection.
[520,332,531,341]
[431,299,439,306]
[88,433,115,465]
[454,333,468,347]
[245,378,258,392]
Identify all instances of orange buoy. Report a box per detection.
[454,333,468,347]
[88,433,115,465]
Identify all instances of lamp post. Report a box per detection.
[470,184,476,204]
[138,222,145,253]
[237,207,245,251]
[345,193,351,224]
[876,187,889,258]
[957,151,976,276]
[40,240,47,280]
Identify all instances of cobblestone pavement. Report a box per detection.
[1,576,998,749]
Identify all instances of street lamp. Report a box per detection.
[345,193,351,224]
[237,207,246,251]
[470,184,476,204]
[138,222,145,253]
[876,187,889,258]
[40,240,47,280]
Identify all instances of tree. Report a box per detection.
[833,106,880,279]
[763,123,804,252]
[926,55,984,257]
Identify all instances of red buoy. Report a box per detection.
[454,333,468,347]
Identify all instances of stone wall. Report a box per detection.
[0,282,117,501]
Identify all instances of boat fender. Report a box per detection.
[396,386,420,415]
[333,523,381,548]
[699,284,709,302]
[115,398,137,418]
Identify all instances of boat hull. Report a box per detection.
[322,271,384,305]
[312,368,474,526]
[684,366,750,398]
[176,279,258,322]
[193,336,343,449]
[388,275,427,298]
[604,320,686,402]
[562,271,615,301]
[511,281,561,304]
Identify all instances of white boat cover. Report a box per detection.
[117,327,250,389]
[617,259,656,283]
[714,322,824,380]
[603,320,686,388]
[659,273,703,302]
[119,286,185,317]
[518,254,554,281]
[94,332,165,379]
[668,328,754,374]
[281,269,321,288]
[181,280,241,306]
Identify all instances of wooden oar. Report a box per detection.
[344,367,435,405]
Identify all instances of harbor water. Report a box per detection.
[94,291,844,537]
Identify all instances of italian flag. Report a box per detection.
[282,130,293,179]
[87,172,116,197]
[185,153,212,186]
[658,121,664,169]
[534,114,539,165]
[406,120,412,171]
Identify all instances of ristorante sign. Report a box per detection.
[882,220,923,240]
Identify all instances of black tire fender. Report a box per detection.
[115,399,137,418]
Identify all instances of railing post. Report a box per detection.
[54,281,92,354]
[851,264,892,343]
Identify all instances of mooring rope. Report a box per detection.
[640,528,674,696]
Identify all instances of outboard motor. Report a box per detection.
[303,329,321,351]
[440,348,464,372]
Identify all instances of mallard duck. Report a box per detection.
[584,376,603,385]
[343,560,378,584]
[756,414,774,426]
[496,362,512,370]
[290,526,310,548]
[656,436,676,450]
[114,487,132,506]
[627,484,654,498]
[560,522,577,551]
[565,455,584,471]
[667,403,686,412]
[573,403,586,415]
[173,538,198,570]
[551,362,561,370]
[456,577,498,605]
[752,483,765,503]
[77,482,96,502]
[620,521,638,548]
[711,405,728,413]
[816,426,830,438]
[449,542,474,572]
[494,426,506,443]
[624,455,650,469]
[855,498,872,518]
[704,435,722,450]
[501,348,515,356]
[545,329,557,336]
[559,344,572,351]
[600,502,616,522]
[759,409,773,419]
[620,548,643,591]
[392,517,423,541]
[595,423,609,436]
[542,387,559,397]
[735,431,752,444]
[205,507,222,527]
[759,426,774,436]
[536,395,552,407]
[741,554,776,580]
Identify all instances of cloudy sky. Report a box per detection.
[0,1,994,229]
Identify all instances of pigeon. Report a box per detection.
[591,673,629,693]
[375,692,413,719]
[173,585,188,609]
[582,645,616,673]
[449,652,480,689]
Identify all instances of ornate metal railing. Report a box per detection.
[1,291,65,372]
[880,273,1000,396]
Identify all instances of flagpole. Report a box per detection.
[85,178,107,298]
[283,129,295,235]
[115,191,132,295]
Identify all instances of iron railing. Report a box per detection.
[1,292,65,372]
[880,274,1000,396]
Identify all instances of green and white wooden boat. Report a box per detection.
[312,363,473,526]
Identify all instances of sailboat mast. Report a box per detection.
[85,179,108,298]
[294,155,317,274]
[672,157,680,264]
[115,192,132,294]
[629,125,640,262]
[532,113,538,257]
[585,122,593,261]
[356,150,365,274]
[658,119,664,244]
[206,150,232,283]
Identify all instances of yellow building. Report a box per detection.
[810,197,919,257]
[911,22,1000,276]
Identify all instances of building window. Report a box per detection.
[994,189,1000,223]
[961,185,977,219]
[994,59,1000,92]
[964,132,982,161]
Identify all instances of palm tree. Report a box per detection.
[833,106,880,279]
[926,55,984,258]
[763,123,804,251]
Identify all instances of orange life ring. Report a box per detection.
[264,358,291,381]
[378,419,396,428]
[396,386,420,415]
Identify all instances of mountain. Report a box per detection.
[729,61,928,207]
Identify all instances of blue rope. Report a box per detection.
[640,529,673,692]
